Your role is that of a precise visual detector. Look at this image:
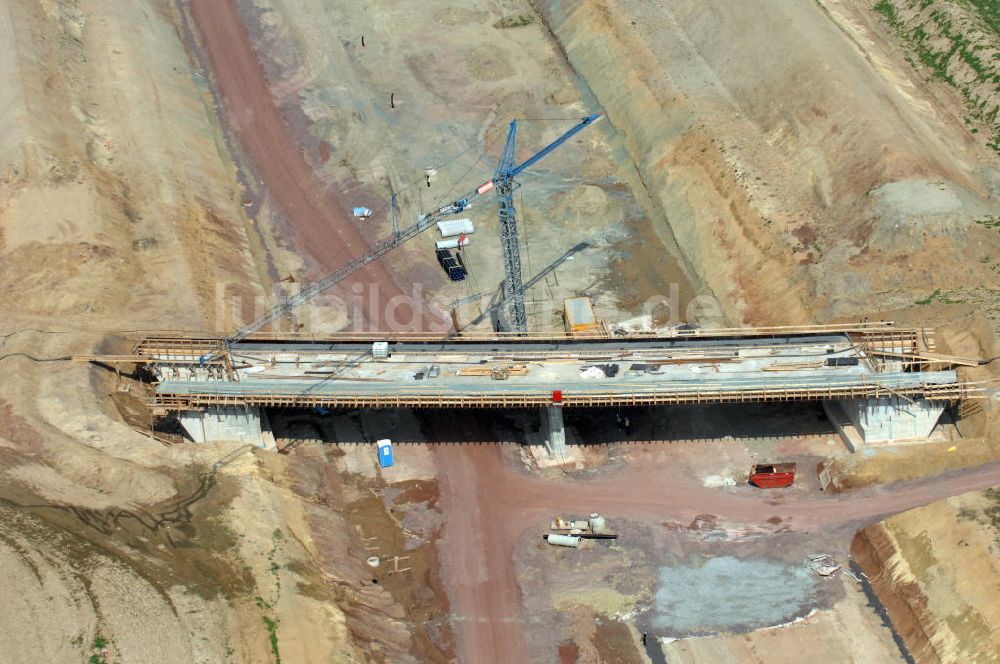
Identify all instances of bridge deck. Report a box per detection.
[139,326,976,409]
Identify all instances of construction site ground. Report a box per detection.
[270,406,1000,662]
[1,0,1000,662]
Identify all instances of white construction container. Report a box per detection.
[435,237,471,250]
[436,218,475,237]
[372,341,389,360]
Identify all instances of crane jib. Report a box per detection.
[509,113,601,179]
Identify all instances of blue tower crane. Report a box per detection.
[485,113,601,333]
[198,113,601,364]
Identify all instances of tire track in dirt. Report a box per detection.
[186,0,423,330]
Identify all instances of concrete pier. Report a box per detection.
[827,396,946,446]
[542,405,567,458]
[179,406,275,449]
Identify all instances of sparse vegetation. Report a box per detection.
[262,616,281,664]
[874,0,901,25]
[88,635,109,664]
[872,0,1000,154]
[494,14,534,29]
[985,488,1000,527]
[957,506,980,521]
[916,289,942,304]
[915,288,964,305]
[254,528,285,663]
[978,488,1000,545]
[963,0,1000,34]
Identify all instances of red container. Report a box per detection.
[749,463,796,488]
[552,390,563,403]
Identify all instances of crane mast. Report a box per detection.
[491,113,602,333]
[494,121,527,333]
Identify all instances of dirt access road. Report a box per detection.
[188,0,426,330]
[435,435,1000,664]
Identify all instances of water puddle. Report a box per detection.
[652,556,819,635]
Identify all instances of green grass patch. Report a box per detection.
[915,288,964,305]
[915,289,942,305]
[88,635,110,664]
[961,0,1000,36]
[874,0,901,25]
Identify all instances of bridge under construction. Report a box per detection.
[128,322,982,455]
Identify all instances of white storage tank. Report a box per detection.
[589,513,606,533]
[372,341,389,360]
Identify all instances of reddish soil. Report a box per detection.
[558,641,580,664]
[434,415,1000,664]
[187,0,424,330]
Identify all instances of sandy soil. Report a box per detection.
[218,0,707,334]
[0,0,414,660]
[534,0,1000,330]
[184,0,1000,661]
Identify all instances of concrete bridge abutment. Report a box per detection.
[179,406,276,449]
[825,396,946,448]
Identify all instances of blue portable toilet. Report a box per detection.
[376,439,394,468]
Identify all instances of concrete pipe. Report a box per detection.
[545,534,582,548]
[435,236,471,250]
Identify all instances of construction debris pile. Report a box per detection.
[544,513,618,548]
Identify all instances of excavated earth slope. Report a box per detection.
[853,488,1000,663]
[2,0,999,661]
[534,0,1000,328]
[0,1,414,661]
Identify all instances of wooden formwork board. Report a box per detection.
[151,381,979,411]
